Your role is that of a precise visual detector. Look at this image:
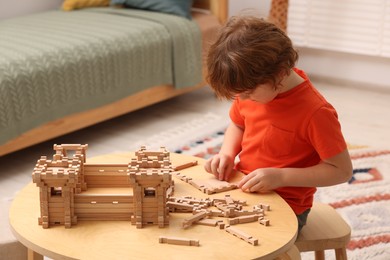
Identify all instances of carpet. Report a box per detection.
[138,113,390,260]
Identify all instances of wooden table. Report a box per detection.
[9,153,298,260]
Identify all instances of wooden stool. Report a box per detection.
[295,202,351,260]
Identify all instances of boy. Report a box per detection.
[204,16,353,231]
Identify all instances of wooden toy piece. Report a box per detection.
[74,194,132,221]
[212,198,263,218]
[227,214,263,225]
[167,196,213,213]
[224,194,235,205]
[173,172,239,194]
[214,201,235,217]
[232,210,264,218]
[208,183,238,194]
[166,185,174,198]
[166,201,194,213]
[197,209,224,217]
[260,203,271,211]
[187,178,238,194]
[197,218,224,227]
[205,179,238,194]
[159,236,200,246]
[169,196,212,207]
[259,218,270,226]
[173,172,192,182]
[182,211,210,229]
[213,197,247,206]
[218,222,225,229]
[84,163,130,188]
[173,160,198,171]
[225,226,259,246]
[253,205,265,213]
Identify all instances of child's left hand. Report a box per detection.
[238,168,283,192]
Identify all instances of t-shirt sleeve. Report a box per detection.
[229,97,245,127]
[307,105,347,160]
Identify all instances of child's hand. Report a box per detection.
[238,168,283,192]
[204,153,235,181]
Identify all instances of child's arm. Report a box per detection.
[238,149,352,192]
[204,122,243,181]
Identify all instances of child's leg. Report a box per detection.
[296,208,311,233]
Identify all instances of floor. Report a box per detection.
[1,78,390,259]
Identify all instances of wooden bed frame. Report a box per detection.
[0,0,228,156]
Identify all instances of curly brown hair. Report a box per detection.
[207,16,298,100]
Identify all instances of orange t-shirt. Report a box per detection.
[229,68,347,214]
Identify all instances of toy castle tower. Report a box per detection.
[128,146,173,228]
[32,144,87,228]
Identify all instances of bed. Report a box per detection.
[0,0,227,156]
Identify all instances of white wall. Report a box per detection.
[296,48,390,90]
[0,0,62,20]
[229,0,270,18]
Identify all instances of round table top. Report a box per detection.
[9,152,298,260]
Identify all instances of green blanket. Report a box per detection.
[0,7,202,146]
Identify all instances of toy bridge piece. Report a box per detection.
[128,146,173,229]
[225,226,259,246]
[159,236,200,246]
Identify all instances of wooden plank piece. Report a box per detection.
[225,226,259,246]
[159,236,200,246]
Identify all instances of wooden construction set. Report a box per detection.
[32,144,271,246]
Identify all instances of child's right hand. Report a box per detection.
[204,153,235,181]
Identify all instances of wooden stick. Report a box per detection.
[173,160,198,171]
[159,236,200,246]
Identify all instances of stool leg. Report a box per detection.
[314,250,325,260]
[335,247,347,260]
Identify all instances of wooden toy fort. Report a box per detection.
[32,144,272,247]
[32,144,173,229]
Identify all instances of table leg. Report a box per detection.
[28,248,43,260]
